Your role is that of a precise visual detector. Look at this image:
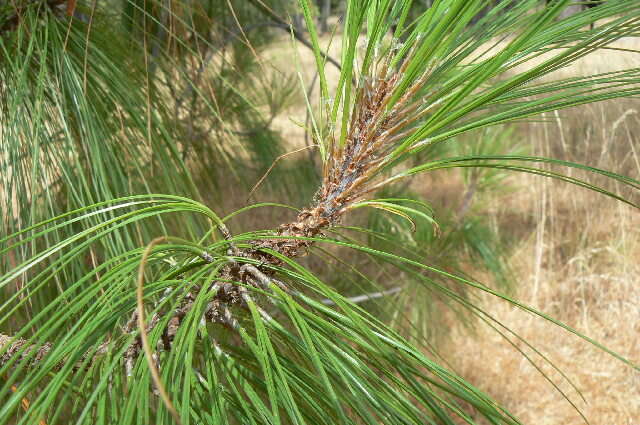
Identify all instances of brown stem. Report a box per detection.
[0,333,52,368]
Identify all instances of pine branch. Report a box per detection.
[0,62,422,373]
[0,333,52,368]
[0,332,110,371]
[320,287,402,306]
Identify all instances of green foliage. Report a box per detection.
[1,0,639,424]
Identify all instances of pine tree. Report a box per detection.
[1,1,639,423]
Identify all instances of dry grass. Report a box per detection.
[443,192,640,424]
[263,32,640,424]
[441,96,640,424]
[443,39,640,421]
[444,173,640,424]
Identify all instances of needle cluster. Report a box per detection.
[262,46,436,261]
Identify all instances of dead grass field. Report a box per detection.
[263,32,640,424]
[461,40,640,421]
